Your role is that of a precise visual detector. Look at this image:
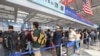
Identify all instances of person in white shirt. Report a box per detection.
[75,30,81,53]
[96,31,99,41]
[68,27,76,42]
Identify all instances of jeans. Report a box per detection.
[26,41,32,51]
[91,36,94,45]
[84,38,89,45]
[75,40,80,50]
[4,49,16,56]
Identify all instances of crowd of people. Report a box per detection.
[0,22,100,56]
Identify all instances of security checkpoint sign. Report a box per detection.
[28,0,94,26]
[28,0,65,14]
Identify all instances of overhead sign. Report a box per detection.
[65,6,93,25]
[28,0,65,13]
[28,0,93,26]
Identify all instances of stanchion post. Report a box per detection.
[60,44,62,56]
[88,38,91,49]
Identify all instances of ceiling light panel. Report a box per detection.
[18,11,29,15]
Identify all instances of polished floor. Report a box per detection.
[0,41,100,56]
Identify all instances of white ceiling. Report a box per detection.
[0,0,99,29]
[29,13,59,23]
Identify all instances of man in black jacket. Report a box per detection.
[53,26,62,56]
[0,30,5,56]
[0,30,3,43]
[19,29,28,52]
[2,25,20,56]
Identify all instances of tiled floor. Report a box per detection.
[0,44,5,56]
[0,46,92,56]
[41,47,91,56]
[1,42,100,56]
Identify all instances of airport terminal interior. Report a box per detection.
[0,0,100,56]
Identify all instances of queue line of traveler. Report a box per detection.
[0,22,100,56]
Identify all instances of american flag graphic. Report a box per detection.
[82,0,93,15]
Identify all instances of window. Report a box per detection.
[61,6,64,11]
[51,1,53,5]
[55,3,58,8]
[45,0,47,2]
[48,0,50,3]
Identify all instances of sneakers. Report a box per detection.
[75,50,80,55]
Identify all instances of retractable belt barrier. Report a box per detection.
[10,43,65,56]
[9,38,90,56]
[10,42,76,56]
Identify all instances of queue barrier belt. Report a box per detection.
[10,38,89,56]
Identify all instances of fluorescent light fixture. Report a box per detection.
[18,11,29,15]
[8,20,11,22]
[12,20,14,22]
[17,18,23,21]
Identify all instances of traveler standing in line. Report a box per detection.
[65,30,69,42]
[0,30,2,36]
[0,30,3,43]
[67,27,76,55]
[53,26,62,56]
[98,30,100,47]
[61,28,65,44]
[68,27,76,42]
[31,22,41,56]
[19,28,28,52]
[94,30,97,43]
[90,30,95,45]
[0,30,5,56]
[83,29,89,47]
[25,30,33,50]
[96,31,99,41]
[80,30,84,48]
[75,30,81,54]
[46,29,51,48]
[1,25,20,56]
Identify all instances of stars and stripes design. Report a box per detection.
[82,0,93,15]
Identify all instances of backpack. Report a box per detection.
[2,31,18,50]
[3,32,11,49]
[37,32,47,45]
